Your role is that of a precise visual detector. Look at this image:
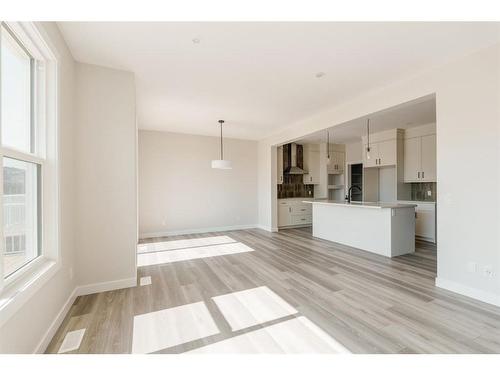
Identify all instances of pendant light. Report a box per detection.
[366,118,371,160]
[211,120,232,169]
[326,130,331,165]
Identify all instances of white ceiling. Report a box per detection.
[296,96,436,145]
[57,22,500,140]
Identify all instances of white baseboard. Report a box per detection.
[435,277,500,307]
[75,277,137,297]
[34,287,78,353]
[256,224,278,232]
[34,276,138,353]
[140,224,259,239]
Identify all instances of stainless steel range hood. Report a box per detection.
[284,143,307,175]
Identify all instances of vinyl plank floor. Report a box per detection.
[46,227,500,354]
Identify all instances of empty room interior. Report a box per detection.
[1,19,500,358]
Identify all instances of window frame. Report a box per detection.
[0,21,59,315]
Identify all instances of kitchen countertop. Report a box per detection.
[398,200,436,205]
[302,199,417,209]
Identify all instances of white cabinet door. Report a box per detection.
[278,203,292,226]
[377,139,396,166]
[303,148,320,184]
[334,151,345,173]
[291,203,312,215]
[327,151,343,174]
[277,146,284,184]
[415,207,436,242]
[363,143,378,168]
[404,137,421,182]
[420,134,436,182]
[327,147,337,173]
[291,214,312,225]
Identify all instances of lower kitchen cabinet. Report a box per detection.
[415,203,436,243]
[278,199,312,228]
[400,201,436,243]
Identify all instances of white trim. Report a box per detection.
[139,224,259,239]
[33,276,137,353]
[435,277,500,307]
[74,277,137,297]
[256,224,278,232]
[34,287,77,353]
[0,259,59,327]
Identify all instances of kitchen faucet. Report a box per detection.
[345,185,362,203]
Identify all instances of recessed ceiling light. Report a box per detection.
[192,38,201,44]
[315,72,326,78]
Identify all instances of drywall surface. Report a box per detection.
[74,63,137,287]
[138,130,258,237]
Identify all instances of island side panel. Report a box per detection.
[390,207,416,256]
[311,204,393,257]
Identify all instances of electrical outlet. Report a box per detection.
[427,190,432,197]
[483,266,494,278]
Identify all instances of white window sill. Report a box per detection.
[0,258,59,327]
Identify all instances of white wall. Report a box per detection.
[258,42,500,306]
[138,130,258,237]
[74,63,137,288]
[0,22,76,353]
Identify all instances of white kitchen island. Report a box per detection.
[303,200,417,257]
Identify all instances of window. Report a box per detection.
[1,24,33,153]
[0,22,52,285]
[3,158,40,277]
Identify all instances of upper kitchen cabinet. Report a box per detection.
[303,144,320,184]
[403,124,436,182]
[327,150,345,174]
[420,134,437,181]
[277,146,284,184]
[362,129,402,167]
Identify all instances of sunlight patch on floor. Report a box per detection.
[132,302,219,354]
[137,242,254,266]
[212,286,298,331]
[137,235,236,254]
[188,317,350,354]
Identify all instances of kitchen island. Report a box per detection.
[303,200,417,257]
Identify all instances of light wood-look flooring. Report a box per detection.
[46,228,500,353]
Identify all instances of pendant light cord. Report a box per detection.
[327,130,330,159]
[367,119,370,151]
[219,120,224,160]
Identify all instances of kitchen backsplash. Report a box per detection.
[277,174,314,199]
[410,182,436,202]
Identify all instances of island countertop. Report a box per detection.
[302,199,417,209]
